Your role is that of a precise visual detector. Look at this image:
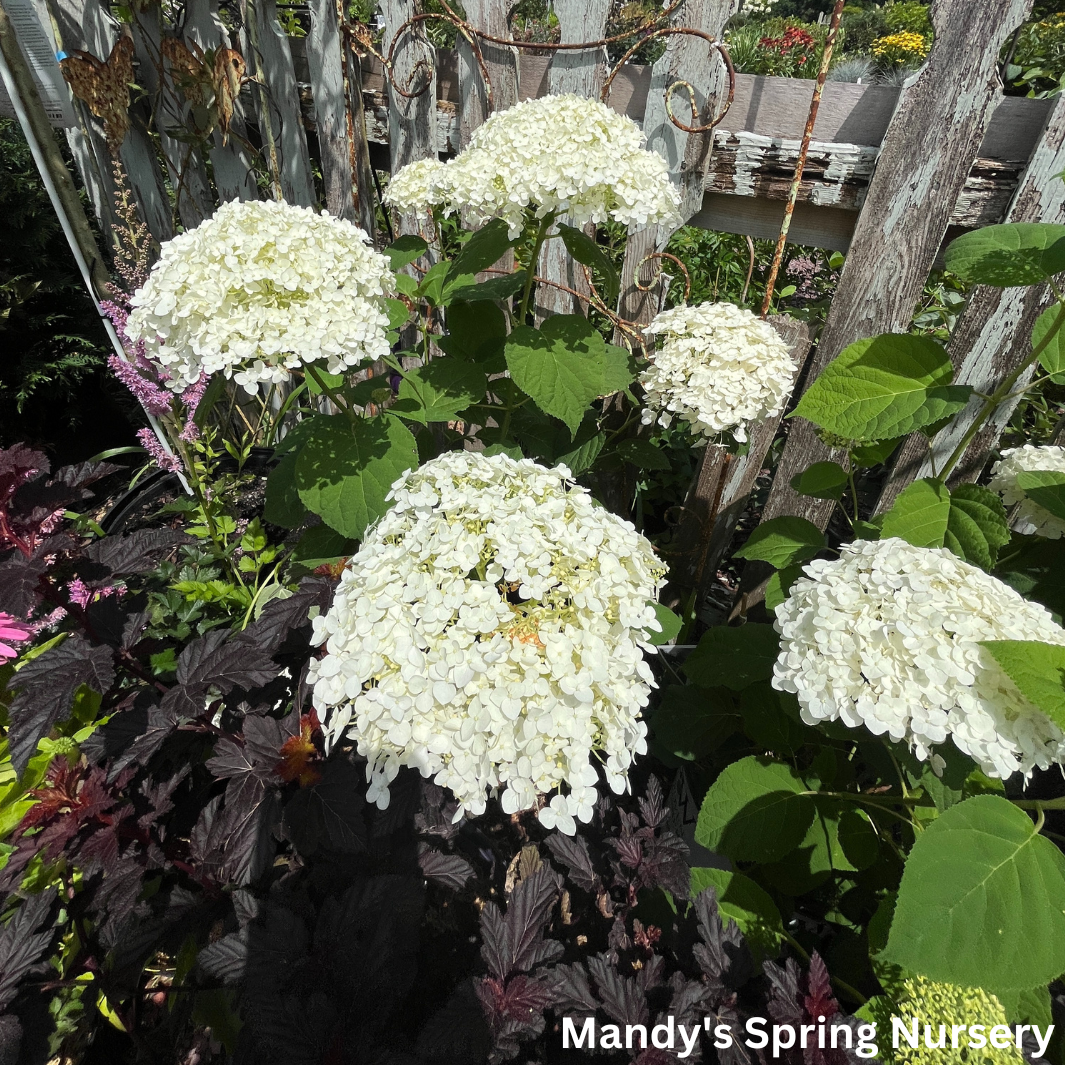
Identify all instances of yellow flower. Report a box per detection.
[872,31,931,64]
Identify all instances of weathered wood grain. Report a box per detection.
[241,0,315,206]
[537,0,611,318]
[875,93,1065,511]
[131,2,214,228]
[182,0,258,202]
[616,0,738,330]
[381,0,437,237]
[456,0,517,148]
[746,0,1034,555]
[47,0,173,242]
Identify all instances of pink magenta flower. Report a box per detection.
[0,612,33,663]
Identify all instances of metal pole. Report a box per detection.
[0,0,188,485]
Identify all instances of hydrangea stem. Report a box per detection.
[518,212,557,324]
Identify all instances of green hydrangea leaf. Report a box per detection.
[734,516,826,568]
[295,416,418,539]
[945,483,1011,570]
[1016,470,1065,521]
[944,222,1065,287]
[557,222,619,306]
[883,794,1065,992]
[1033,304,1065,384]
[881,477,951,547]
[792,334,971,442]
[504,315,634,437]
[650,685,740,761]
[646,602,682,646]
[978,640,1065,728]
[689,866,785,956]
[695,755,815,863]
[384,234,429,270]
[389,359,487,425]
[684,624,781,691]
[790,460,849,500]
[765,563,805,612]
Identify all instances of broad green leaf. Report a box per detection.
[295,416,418,539]
[445,271,527,304]
[851,437,904,467]
[482,443,523,460]
[689,867,784,955]
[611,437,671,471]
[263,452,306,528]
[979,640,1065,728]
[881,479,1010,569]
[761,796,854,894]
[792,334,971,442]
[998,985,1053,1027]
[417,261,453,305]
[305,368,345,396]
[837,808,879,870]
[734,516,826,569]
[389,359,487,425]
[1016,470,1065,521]
[996,533,1065,618]
[739,682,806,754]
[504,315,634,436]
[883,794,1065,992]
[790,461,849,501]
[557,222,620,306]
[290,524,356,569]
[945,483,1011,570]
[1033,303,1065,384]
[383,297,411,332]
[852,518,883,540]
[443,300,507,359]
[445,219,519,281]
[944,223,1065,287]
[881,477,951,547]
[684,624,781,691]
[695,755,815,863]
[646,602,682,646]
[556,431,606,475]
[384,234,429,270]
[649,685,740,761]
[765,563,804,612]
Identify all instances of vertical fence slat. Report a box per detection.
[536,0,610,318]
[457,0,517,149]
[745,0,1034,548]
[130,3,214,229]
[242,0,315,206]
[306,0,355,219]
[875,94,1065,510]
[615,0,737,330]
[381,0,437,236]
[183,0,258,203]
[46,0,173,242]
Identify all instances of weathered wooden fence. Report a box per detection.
[4,0,1061,616]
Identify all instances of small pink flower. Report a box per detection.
[0,611,33,663]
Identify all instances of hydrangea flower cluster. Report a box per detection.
[385,94,681,237]
[640,302,797,443]
[126,199,394,394]
[772,537,1065,779]
[307,451,667,833]
[987,443,1065,539]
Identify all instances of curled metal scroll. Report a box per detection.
[352,0,734,137]
[633,252,692,302]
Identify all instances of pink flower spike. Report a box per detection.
[0,611,33,663]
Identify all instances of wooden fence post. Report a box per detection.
[241,0,315,206]
[743,0,1034,551]
[615,0,737,331]
[535,0,611,318]
[182,0,258,203]
[875,94,1065,510]
[456,0,517,149]
[380,0,437,237]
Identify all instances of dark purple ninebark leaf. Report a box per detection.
[542,963,598,1013]
[281,758,366,856]
[0,888,57,1011]
[0,556,46,618]
[198,931,248,984]
[587,953,649,1027]
[242,577,336,654]
[544,833,600,893]
[417,844,475,890]
[84,528,191,576]
[8,634,115,775]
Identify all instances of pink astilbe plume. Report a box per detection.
[179,375,209,442]
[108,355,173,417]
[0,612,33,663]
[137,428,183,473]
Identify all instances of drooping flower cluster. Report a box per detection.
[987,443,1065,539]
[640,302,797,443]
[126,199,394,394]
[385,94,681,237]
[772,537,1065,779]
[308,451,667,833]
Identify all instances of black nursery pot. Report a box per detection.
[101,446,277,536]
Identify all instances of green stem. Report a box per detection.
[847,460,860,523]
[938,297,1065,481]
[304,363,352,422]
[518,212,556,324]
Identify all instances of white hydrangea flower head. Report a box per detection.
[385,94,681,236]
[772,537,1065,779]
[307,450,668,834]
[640,301,797,443]
[987,444,1065,539]
[126,199,395,394]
